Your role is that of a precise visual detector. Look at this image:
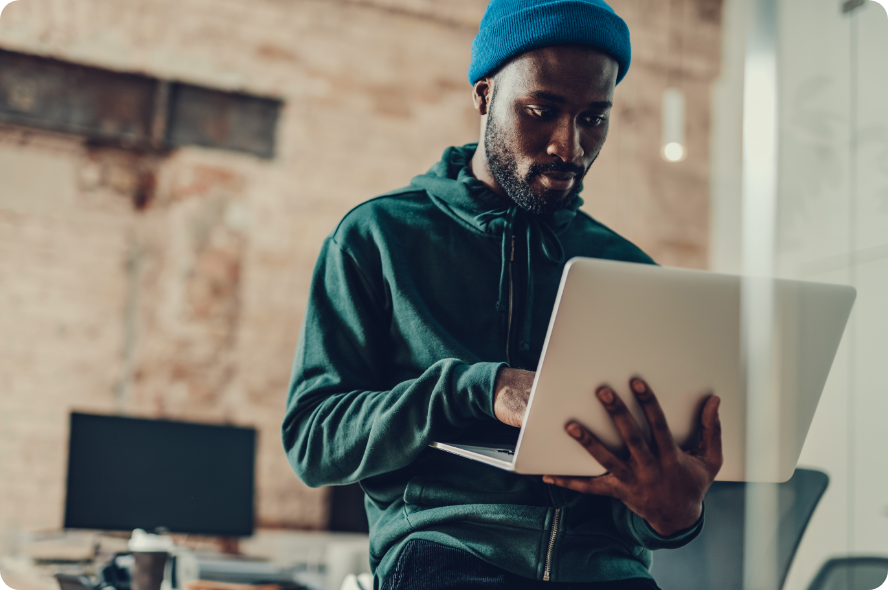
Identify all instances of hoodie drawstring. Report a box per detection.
[475,205,565,363]
[520,213,565,353]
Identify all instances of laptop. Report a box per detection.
[431,257,856,482]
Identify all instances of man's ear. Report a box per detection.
[472,78,493,115]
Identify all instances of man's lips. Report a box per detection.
[541,171,575,180]
[537,171,576,191]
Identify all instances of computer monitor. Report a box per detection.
[64,412,256,537]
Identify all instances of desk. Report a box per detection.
[0,531,370,590]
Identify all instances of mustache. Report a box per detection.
[527,160,587,177]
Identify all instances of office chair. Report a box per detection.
[806,556,888,590]
[650,468,829,590]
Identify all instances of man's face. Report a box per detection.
[482,45,618,215]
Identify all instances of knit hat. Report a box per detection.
[468,0,632,86]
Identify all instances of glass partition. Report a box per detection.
[712,1,888,588]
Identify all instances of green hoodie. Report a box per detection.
[282,144,702,586]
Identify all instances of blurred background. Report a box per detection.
[0,0,885,589]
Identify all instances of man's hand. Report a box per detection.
[493,367,535,427]
[542,377,723,537]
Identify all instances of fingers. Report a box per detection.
[629,378,677,456]
[695,395,724,475]
[596,385,655,466]
[563,421,631,480]
[543,473,622,498]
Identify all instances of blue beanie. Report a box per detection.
[468,0,631,86]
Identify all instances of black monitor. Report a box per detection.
[64,412,256,537]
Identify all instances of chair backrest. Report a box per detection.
[650,468,829,590]
[806,556,888,590]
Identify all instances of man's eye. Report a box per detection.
[528,107,553,118]
[583,115,606,126]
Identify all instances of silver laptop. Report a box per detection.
[432,257,856,483]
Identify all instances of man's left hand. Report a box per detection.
[542,377,723,537]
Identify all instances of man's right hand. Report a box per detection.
[493,367,535,427]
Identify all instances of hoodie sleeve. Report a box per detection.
[611,499,705,550]
[282,236,505,488]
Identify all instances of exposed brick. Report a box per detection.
[0,0,722,534]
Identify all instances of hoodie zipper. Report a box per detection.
[543,486,560,581]
[505,235,516,365]
[505,223,558,580]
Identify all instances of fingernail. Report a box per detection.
[542,476,553,484]
[631,379,646,394]
[597,387,614,404]
[566,422,582,438]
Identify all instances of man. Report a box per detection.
[282,0,723,588]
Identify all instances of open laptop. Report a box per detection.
[431,257,856,483]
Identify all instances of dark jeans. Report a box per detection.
[382,539,663,590]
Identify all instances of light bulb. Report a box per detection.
[663,142,685,162]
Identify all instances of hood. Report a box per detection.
[409,143,584,363]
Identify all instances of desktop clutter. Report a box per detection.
[51,529,307,590]
[27,528,370,590]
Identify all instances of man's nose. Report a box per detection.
[546,118,584,164]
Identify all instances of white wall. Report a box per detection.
[712,1,888,588]
[779,3,888,588]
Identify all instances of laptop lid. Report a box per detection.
[511,258,855,482]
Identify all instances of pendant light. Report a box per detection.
[661,0,687,163]
[661,87,687,162]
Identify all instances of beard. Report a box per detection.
[484,95,593,216]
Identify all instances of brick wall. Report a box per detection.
[0,0,722,533]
